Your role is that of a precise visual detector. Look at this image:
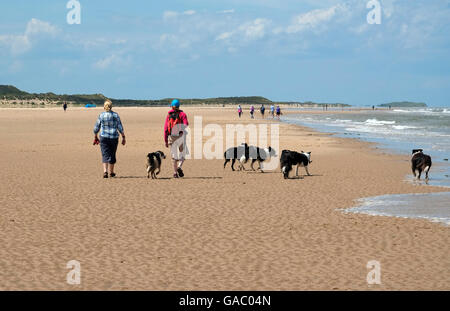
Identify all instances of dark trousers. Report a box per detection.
[100,137,119,164]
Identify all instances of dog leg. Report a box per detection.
[231,159,236,171]
[295,165,299,177]
[240,161,246,171]
[282,166,290,179]
[417,169,422,180]
[224,159,229,169]
[251,159,256,171]
[147,166,151,178]
[305,166,311,176]
[424,166,430,182]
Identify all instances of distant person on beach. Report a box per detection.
[372,105,375,110]
[164,99,189,178]
[238,105,242,118]
[250,105,255,119]
[63,102,67,112]
[276,105,281,119]
[260,104,265,118]
[270,104,275,118]
[93,100,126,178]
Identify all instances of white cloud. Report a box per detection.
[0,18,58,55]
[163,10,196,20]
[25,18,58,37]
[216,18,271,42]
[215,31,233,41]
[93,53,131,70]
[285,5,346,34]
[240,18,270,40]
[218,9,235,14]
[163,11,178,20]
[350,23,370,35]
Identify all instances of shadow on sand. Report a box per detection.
[117,176,222,180]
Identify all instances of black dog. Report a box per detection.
[411,149,432,181]
[280,149,312,179]
[224,143,249,171]
[146,151,166,179]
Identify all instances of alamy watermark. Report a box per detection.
[168,116,280,170]
[66,1,380,26]
[367,0,382,24]
[366,260,381,285]
[66,260,81,285]
[67,0,81,25]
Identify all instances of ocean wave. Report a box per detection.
[392,125,418,130]
[364,118,396,125]
[393,108,450,115]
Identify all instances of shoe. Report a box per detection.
[173,173,179,178]
[177,168,184,177]
[103,172,108,178]
[110,173,116,178]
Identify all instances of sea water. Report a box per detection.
[281,107,450,226]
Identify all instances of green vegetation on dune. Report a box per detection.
[379,101,427,108]
[0,85,28,96]
[0,85,348,107]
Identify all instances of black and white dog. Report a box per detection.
[411,149,432,181]
[245,145,277,172]
[224,143,249,171]
[280,149,312,179]
[224,143,276,172]
[146,151,166,179]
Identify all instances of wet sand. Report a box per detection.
[0,107,448,290]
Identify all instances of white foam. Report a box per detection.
[364,118,396,125]
[392,125,418,130]
[340,192,450,226]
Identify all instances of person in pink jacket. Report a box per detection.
[164,99,189,178]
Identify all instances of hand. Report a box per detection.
[93,136,100,145]
[165,142,169,148]
[122,136,126,146]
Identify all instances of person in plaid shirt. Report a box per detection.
[93,100,126,178]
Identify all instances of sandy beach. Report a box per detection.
[0,107,448,290]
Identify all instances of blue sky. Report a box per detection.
[0,0,449,106]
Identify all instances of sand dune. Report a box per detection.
[0,107,448,290]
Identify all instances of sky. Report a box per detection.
[0,0,449,107]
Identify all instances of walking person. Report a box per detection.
[276,105,281,120]
[164,99,189,178]
[238,105,242,118]
[63,102,68,112]
[270,104,275,118]
[250,105,255,119]
[93,100,126,178]
[260,104,265,119]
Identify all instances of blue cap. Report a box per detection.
[171,99,180,108]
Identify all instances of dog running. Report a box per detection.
[411,149,432,182]
[146,151,166,179]
[280,149,312,179]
